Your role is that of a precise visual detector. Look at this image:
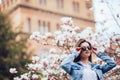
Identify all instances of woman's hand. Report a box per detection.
[92,47,99,55]
[75,47,81,53]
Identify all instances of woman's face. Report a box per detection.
[80,42,92,58]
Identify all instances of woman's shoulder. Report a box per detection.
[91,63,102,69]
[71,62,83,70]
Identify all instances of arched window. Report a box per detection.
[56,23,60,30]
[56,0,64,9]
[11,0,13,4]
[0,5,1,12]
[43,21,45,34]
[39,21,45,34]
[86,0,92,9]
[39,0,46,5]
[7,0,9,7]
[2,3,5,10]
[38,20,41,32]
[48,22,50,32]
[26,0,30,2]
[27,18,31,32]
[38,21,50,34]
[72,1,79,13]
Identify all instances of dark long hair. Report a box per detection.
[74,39,92,62]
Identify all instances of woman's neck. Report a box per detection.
[80,58,89,65]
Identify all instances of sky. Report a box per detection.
[93,0,120,35]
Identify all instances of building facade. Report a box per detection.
[0,0,95,34]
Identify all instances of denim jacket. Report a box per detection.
[60,51,116,80]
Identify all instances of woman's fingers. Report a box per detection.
[76,47,81,51]
[92,47,98,54]
[92,47,97,51]
[76,47,80,51]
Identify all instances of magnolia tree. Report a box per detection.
[10,17,120,80]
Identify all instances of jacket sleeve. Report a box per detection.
[60,51,79,74]
[97,52,116,74]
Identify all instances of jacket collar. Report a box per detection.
[76,61,95,68]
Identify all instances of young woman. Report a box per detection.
[60,39,116,80]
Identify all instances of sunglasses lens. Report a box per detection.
[81,47,87,51]
[87,46,92,50]
[81,46,91,51]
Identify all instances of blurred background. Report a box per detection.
[0,0,120,80]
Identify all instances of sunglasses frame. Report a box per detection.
[81,46,92,51]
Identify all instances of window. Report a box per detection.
[11,0,13,4]
[39,0,42,3]
[27,18,31,32]
[38,20,41,31]
[38,20,50,34]
[3,3,5,10]
[0,7,1,12]
[7,1,9,7]
[39,21,45,34]
[45,25,48,33]
[56,0,64,9]
[72,1,79,13]
[87,13,91,17]
[48,22,50,32]
[43,21,45,33]
[86,0,92,9]
[76,2,79,12]
[39,0,46,5]
[44,22,50,32]
[56,23,60,30]
[38,20,44,34]
[26,0,30,2]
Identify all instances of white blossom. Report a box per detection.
[49,48,57,54]
[41,59,49,67]
[28,63,42,71]
[45,32,52,38]
[61,17,73,25]
[61,25,72,31]
[29,31,41,42]
[32,74,39,80]
[41,35,47,40]
[73,26,80,31]
[14,77,20,80]
[32,56,40,63]
[117,53,120,57]
[54,31,62,36]
[9,68,17,74]
[20,73,30,80]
